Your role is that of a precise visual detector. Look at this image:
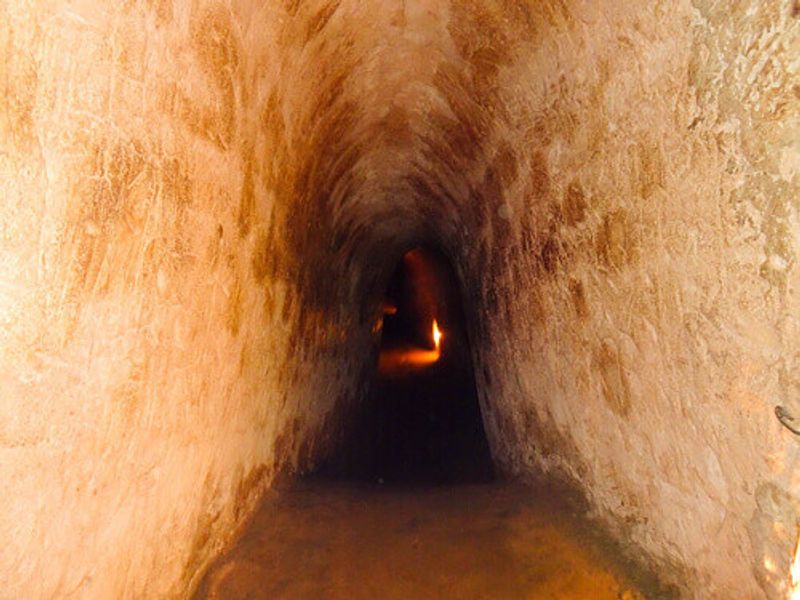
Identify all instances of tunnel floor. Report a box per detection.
[193,479,652,599]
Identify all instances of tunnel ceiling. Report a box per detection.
[1,1,799,599]
[264,0,554,314]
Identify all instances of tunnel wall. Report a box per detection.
[445,2,800,597]
[0,2,371,597]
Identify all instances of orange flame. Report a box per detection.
[791,528,800,600]
[432,319,442,351]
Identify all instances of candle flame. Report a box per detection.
[791,528,800,600]
[432,319,442,351]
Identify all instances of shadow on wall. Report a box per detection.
[314,246,493,484]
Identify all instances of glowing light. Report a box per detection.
[378,347,440,373]
[791,529,800,600]
[371,317,383,334]
[432,319,442,351]
[375,319,444,375]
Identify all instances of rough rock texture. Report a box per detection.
[0,2,371,597]
[1,0,799,598]
[456,3,800,597]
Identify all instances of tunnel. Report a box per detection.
[317,245,495,484]
[2,1,800,598]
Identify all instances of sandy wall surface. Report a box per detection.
[0,2,371,596]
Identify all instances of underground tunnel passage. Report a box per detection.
[194,245,664,598]
[2,1,800,599]
[316,246,495,485]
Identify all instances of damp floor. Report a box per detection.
[193,479,657,600]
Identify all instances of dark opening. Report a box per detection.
[319,246,494,484]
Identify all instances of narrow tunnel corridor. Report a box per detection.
[192,249,666,598]
[321,246,494,485]
[2,1,800,599]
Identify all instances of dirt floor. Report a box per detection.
[193,479,660,599]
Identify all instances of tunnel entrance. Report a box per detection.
[320,247,494,484]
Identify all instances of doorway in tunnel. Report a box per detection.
[320,246,494,484]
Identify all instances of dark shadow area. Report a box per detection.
[316,247,494,484]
